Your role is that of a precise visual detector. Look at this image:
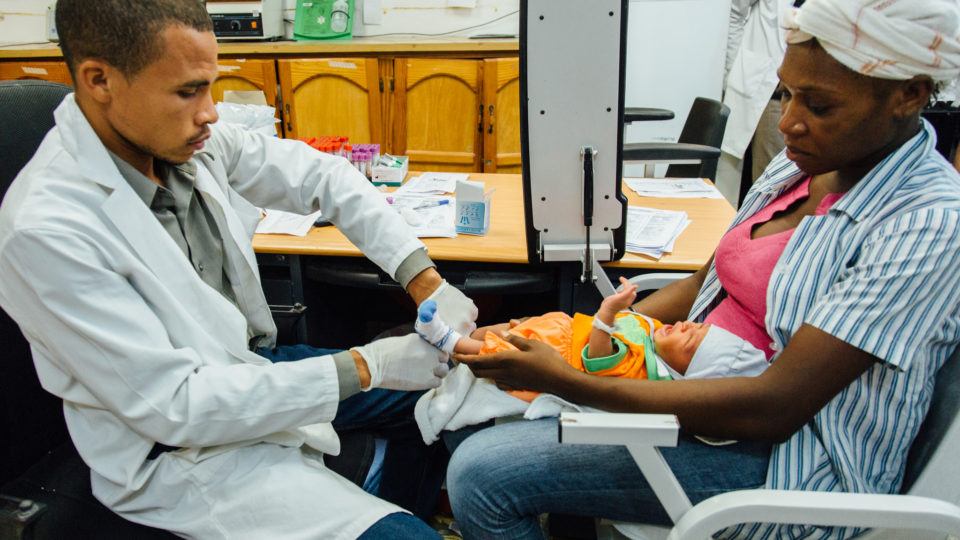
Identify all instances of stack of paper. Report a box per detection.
[256,208,324,237]
[625,177,723,199]
[394,172,468,196]
[386,194,457,238]
[625,206,690,259]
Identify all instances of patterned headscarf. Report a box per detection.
[783,0,960,83]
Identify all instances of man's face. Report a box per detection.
[653,321,710,373]
[777,41,903,176]
[106,25,219,164]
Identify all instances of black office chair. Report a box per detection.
[622,97,730,181]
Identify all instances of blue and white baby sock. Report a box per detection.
[415,300,462,355]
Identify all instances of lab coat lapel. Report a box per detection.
[192,166,276,343]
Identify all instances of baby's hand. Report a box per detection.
[600,277,638,314]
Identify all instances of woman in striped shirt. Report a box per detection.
[446,1,960,539]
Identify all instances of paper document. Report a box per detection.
[387,194,457,238]
[625,177,724,199]
[256,208,324,237]
[625,206,690,259]
[395,172,469,195]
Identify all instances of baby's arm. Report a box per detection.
[587,277,638,358]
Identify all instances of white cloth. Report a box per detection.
[413,364,601,445]
[783,0,960,83]
[721,0,794,159]
[0,94,426,538]
[354,333,449,391]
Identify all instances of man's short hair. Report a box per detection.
[56,0,213,78]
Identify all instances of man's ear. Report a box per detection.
[74,59,121,105]
[892,76,933,120]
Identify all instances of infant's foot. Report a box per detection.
[415,300,461,355]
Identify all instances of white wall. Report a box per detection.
[0,0,55,46]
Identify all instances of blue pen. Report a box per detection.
[413,199,451,210]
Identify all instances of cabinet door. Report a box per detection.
[278,58,383,143]
[482,58,521,173]
[212,59,278,106]
[394,58,481,172]
[0,61,73,86]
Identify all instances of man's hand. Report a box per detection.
[453,333,577,392]
[425,280,478,336]
[353,334,450,391]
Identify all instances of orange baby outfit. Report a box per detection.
[480,311,662,402]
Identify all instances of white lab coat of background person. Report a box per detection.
[0,94,430,539]
[717,0,792,201]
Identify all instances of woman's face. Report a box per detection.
[777,41,909,177]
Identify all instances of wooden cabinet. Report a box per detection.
[392,58,482,173]
[278,57,383,145]
[0,61,73,86]
[212,59,278,108]
[482,58,521,173]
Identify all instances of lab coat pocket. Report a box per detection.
[727,48,776,99]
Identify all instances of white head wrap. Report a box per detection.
[783,0,960,83]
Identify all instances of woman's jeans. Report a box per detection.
[446,418,771,540]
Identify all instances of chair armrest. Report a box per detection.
[625,107,675,124]
[669,489,960,540]
[560,412,692,522]
[559,412,679,447]
[622,143,721,163]
[626,273,693,293]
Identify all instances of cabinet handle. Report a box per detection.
[488,104,495,116]
[389,78,395,92]
[379,78,384,92]
[488,124,494,134]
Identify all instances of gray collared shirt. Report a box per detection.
[109,152,236,308]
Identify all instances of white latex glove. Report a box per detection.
[427,280,478,336]
[353,334,450,391]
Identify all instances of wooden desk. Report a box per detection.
[253,173,735,271]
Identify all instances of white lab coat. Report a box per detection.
[0,94,426,539]
[721,0,792,159]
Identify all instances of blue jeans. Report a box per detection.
[258,344,447,522]
[358,512,440,539]
[446,419,771,540]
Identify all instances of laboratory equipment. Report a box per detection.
[206,0,284,41]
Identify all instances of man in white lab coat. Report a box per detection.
[0,0,476,538]
[717,0,792,203]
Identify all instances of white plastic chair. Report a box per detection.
[558,273,960,539]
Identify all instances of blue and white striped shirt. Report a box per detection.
[694,121,960,540]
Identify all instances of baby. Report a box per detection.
[415,277,769,399]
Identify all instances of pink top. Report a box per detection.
[704,178,843,359]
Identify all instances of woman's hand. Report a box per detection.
[454,333,577,392]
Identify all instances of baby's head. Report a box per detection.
[652,321,711,374]
[654,322,757,376]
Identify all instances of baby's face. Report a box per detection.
[653,321,711,374]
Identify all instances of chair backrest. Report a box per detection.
[0,80,73,486]
[0,80,72,193]
[900,347,960,503]
[666,97,730,180]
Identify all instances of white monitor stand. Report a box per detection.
[520,0,629,298]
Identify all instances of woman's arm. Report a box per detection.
[456,323,875,442]
[630,256,714,324]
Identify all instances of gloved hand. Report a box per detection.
[353,334,450,391]
[427,280,478,336]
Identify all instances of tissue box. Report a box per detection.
[371,156,409,186]
[455,179,492,235]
